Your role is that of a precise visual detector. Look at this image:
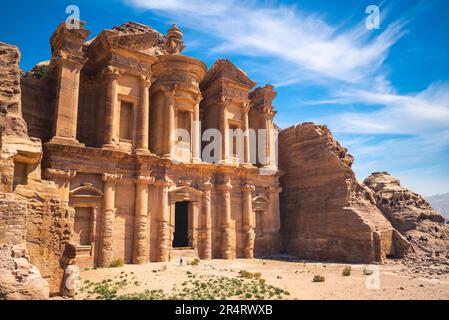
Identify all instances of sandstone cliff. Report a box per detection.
[364,172,449,254]
[279,123,409,263]
[0,42,74,299]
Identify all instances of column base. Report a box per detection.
[241,163,254,168]
[49,136,85,147]
[102,143,119,151]
[192,157,202,164]
[161,154,175,160]
[134,148,152,156]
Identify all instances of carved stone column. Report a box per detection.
[156,178,172,262]
[242,184,255,258]
[162,86,177,159]
[50,56,85,146]
[135,75,151,154]
[219,99,229,164]
[218,177,233,259]
[45,168,77,203]
[201,180,212,260]
[192,93,202,163]
[133,175,155,264]
[100,173,122,267]
[241,102,251,165]
[49,22,90,146]
[102,67,121,149]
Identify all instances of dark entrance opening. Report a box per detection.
[173,201,189,248]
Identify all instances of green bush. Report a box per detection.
[312,275,325,282]
[190,258,200,266]
[342,266,351,276]
[109,258,124,268]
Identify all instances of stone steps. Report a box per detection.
[169,248,198,264]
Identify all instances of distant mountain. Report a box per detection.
[426,193,449,220]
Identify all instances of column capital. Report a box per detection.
[45,168,77,180]
[102,173,122,183]
[135,175,155,185]
[202,179,213,191]
[241,184,255,193]
[241,102,250,113]
[102,66,122,80]
[53,50,86,72]
[194,92,203,104]
[161,84,178,97]
[217,182,232,192]
[139,73,152,87]
[154,178,173,188]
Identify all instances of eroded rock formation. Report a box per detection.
[279,123,410,263]
[0,244,49,300]
[364,172,449,253]
[0,42,75,299]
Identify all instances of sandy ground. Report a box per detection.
[77,258,449,300]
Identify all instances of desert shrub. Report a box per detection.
[190,258,200,266]
[342,266,351,276]
[253,272,262,280]
[239,270,253,279]
[109,258,124,268]
[312,275,325,282]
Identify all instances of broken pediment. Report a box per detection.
[202,59,257,90]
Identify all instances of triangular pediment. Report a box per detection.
[202,59,256,89]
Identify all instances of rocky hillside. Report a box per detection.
[427,193,449,220]
[279,123,409,264]
[364,172,449,253]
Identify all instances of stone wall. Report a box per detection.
[279,123,408,263]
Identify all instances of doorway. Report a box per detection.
[173,201,189,248]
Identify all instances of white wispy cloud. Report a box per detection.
[321,82,449,135]
[125,0,405,84]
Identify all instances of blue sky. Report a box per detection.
[1,0,448,196]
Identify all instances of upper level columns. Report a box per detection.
[49,22,90,146]
[219,98,229,164]
[51,57,85,146]
[102,67,121,149]
[135,75,151,154]
[192,94,202,163]
[161,85,177,160]
[241,102,251,165]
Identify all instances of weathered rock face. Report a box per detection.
[0,244,49,300]
[0,42,75,297]
[364,172,449,253]
[0,42,22,116]
[279,123,409,263]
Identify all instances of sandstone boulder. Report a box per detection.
[0,244,49,300]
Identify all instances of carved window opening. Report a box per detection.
[119,100,134,141]
[13,161,28,190]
